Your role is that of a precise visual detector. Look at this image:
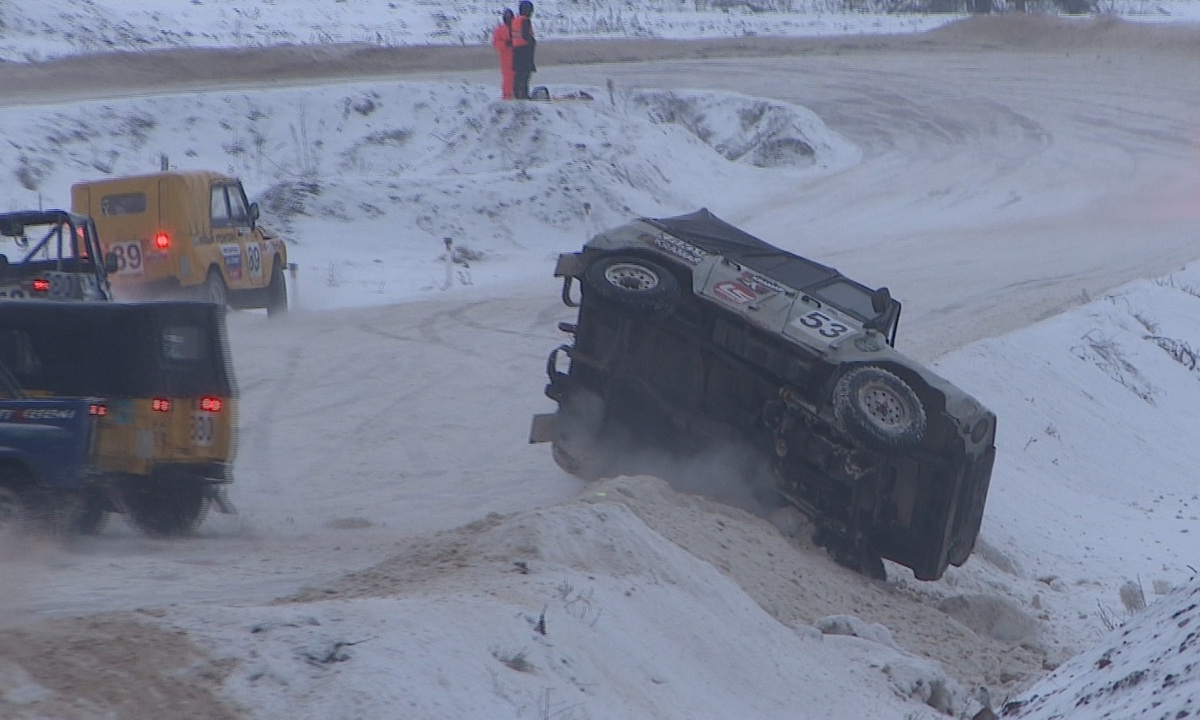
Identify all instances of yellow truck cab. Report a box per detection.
[71,170,288,316]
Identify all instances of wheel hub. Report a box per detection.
[863,386,907,427]
[604,263,659,292]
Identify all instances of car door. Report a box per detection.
[209,183,259,291]
[228,183,268,289]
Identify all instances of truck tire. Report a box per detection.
[833,366,926,452]
[266,260,288,317]
[67,489,109,535]
[583,256,680,318]
[120,475,208,536]
[202,268,228,308]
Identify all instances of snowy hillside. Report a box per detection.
[0,81,857,308]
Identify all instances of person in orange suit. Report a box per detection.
[491,9,515,100]
[510,1,536,100]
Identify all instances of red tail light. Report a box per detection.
[151,398,171,412]
[32,278,50,293]
[89,403,108,417]
[199,396,223,413]
[154,232,170,250]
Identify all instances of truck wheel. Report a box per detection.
[833,366,926,452]
[266,260,288,317]
[202,269,228,308]
[583,256,680,318]
[67,489,109,535]
[120,476,208,537]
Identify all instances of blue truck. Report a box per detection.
[0,360,109,533]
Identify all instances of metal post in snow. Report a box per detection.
[288,262,299,308]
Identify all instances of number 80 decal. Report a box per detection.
[190,412,215,446]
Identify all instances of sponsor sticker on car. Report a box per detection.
[739,272,787,296]
[714,280,757,305]
[220,244,244,280]
[651,233,707,265]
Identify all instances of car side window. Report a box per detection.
[211,186,231,228]
[100,192,147,216]
[228,186,251,228]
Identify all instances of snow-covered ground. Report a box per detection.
[3,0,1199,63]
[0,0,956,63]
[2,3,1200,719]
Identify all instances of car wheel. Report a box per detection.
[583,256,681,318]
[202,269,228,308]
[120,475,208,537]
[266,260,288,317]
[833,366,927,452]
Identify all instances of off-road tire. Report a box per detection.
[266,260,288,317]
[202,268,228,308]
[583,256,681,318]
[68,489,109,535]
[551,439,610,481]
[833,366,926,452]
[120,475,208,537]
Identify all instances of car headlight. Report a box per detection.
[970,416,992,444]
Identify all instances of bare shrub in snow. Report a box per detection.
[341,92,382,118]
[1155,273,1200,300]
[13,154,51,191]
[491,646,535,673]
[257,180,322,224]
[1145,335,1198,372]
[1118,580,1146,614]
[1071,330,1156,404]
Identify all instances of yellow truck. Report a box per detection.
[71,170,288,316]
[0,301,239,535]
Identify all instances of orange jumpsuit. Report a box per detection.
[492,19,514,100]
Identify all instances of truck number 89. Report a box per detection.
[110,242,144,274]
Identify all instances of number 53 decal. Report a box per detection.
[796,310,852,338]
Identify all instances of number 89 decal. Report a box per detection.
[794,310,853,340]
[247,243,263,278]
[110,242,144,275]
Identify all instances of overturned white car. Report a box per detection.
[531,209,996,580]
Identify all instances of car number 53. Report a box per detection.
[794,310,852,339]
